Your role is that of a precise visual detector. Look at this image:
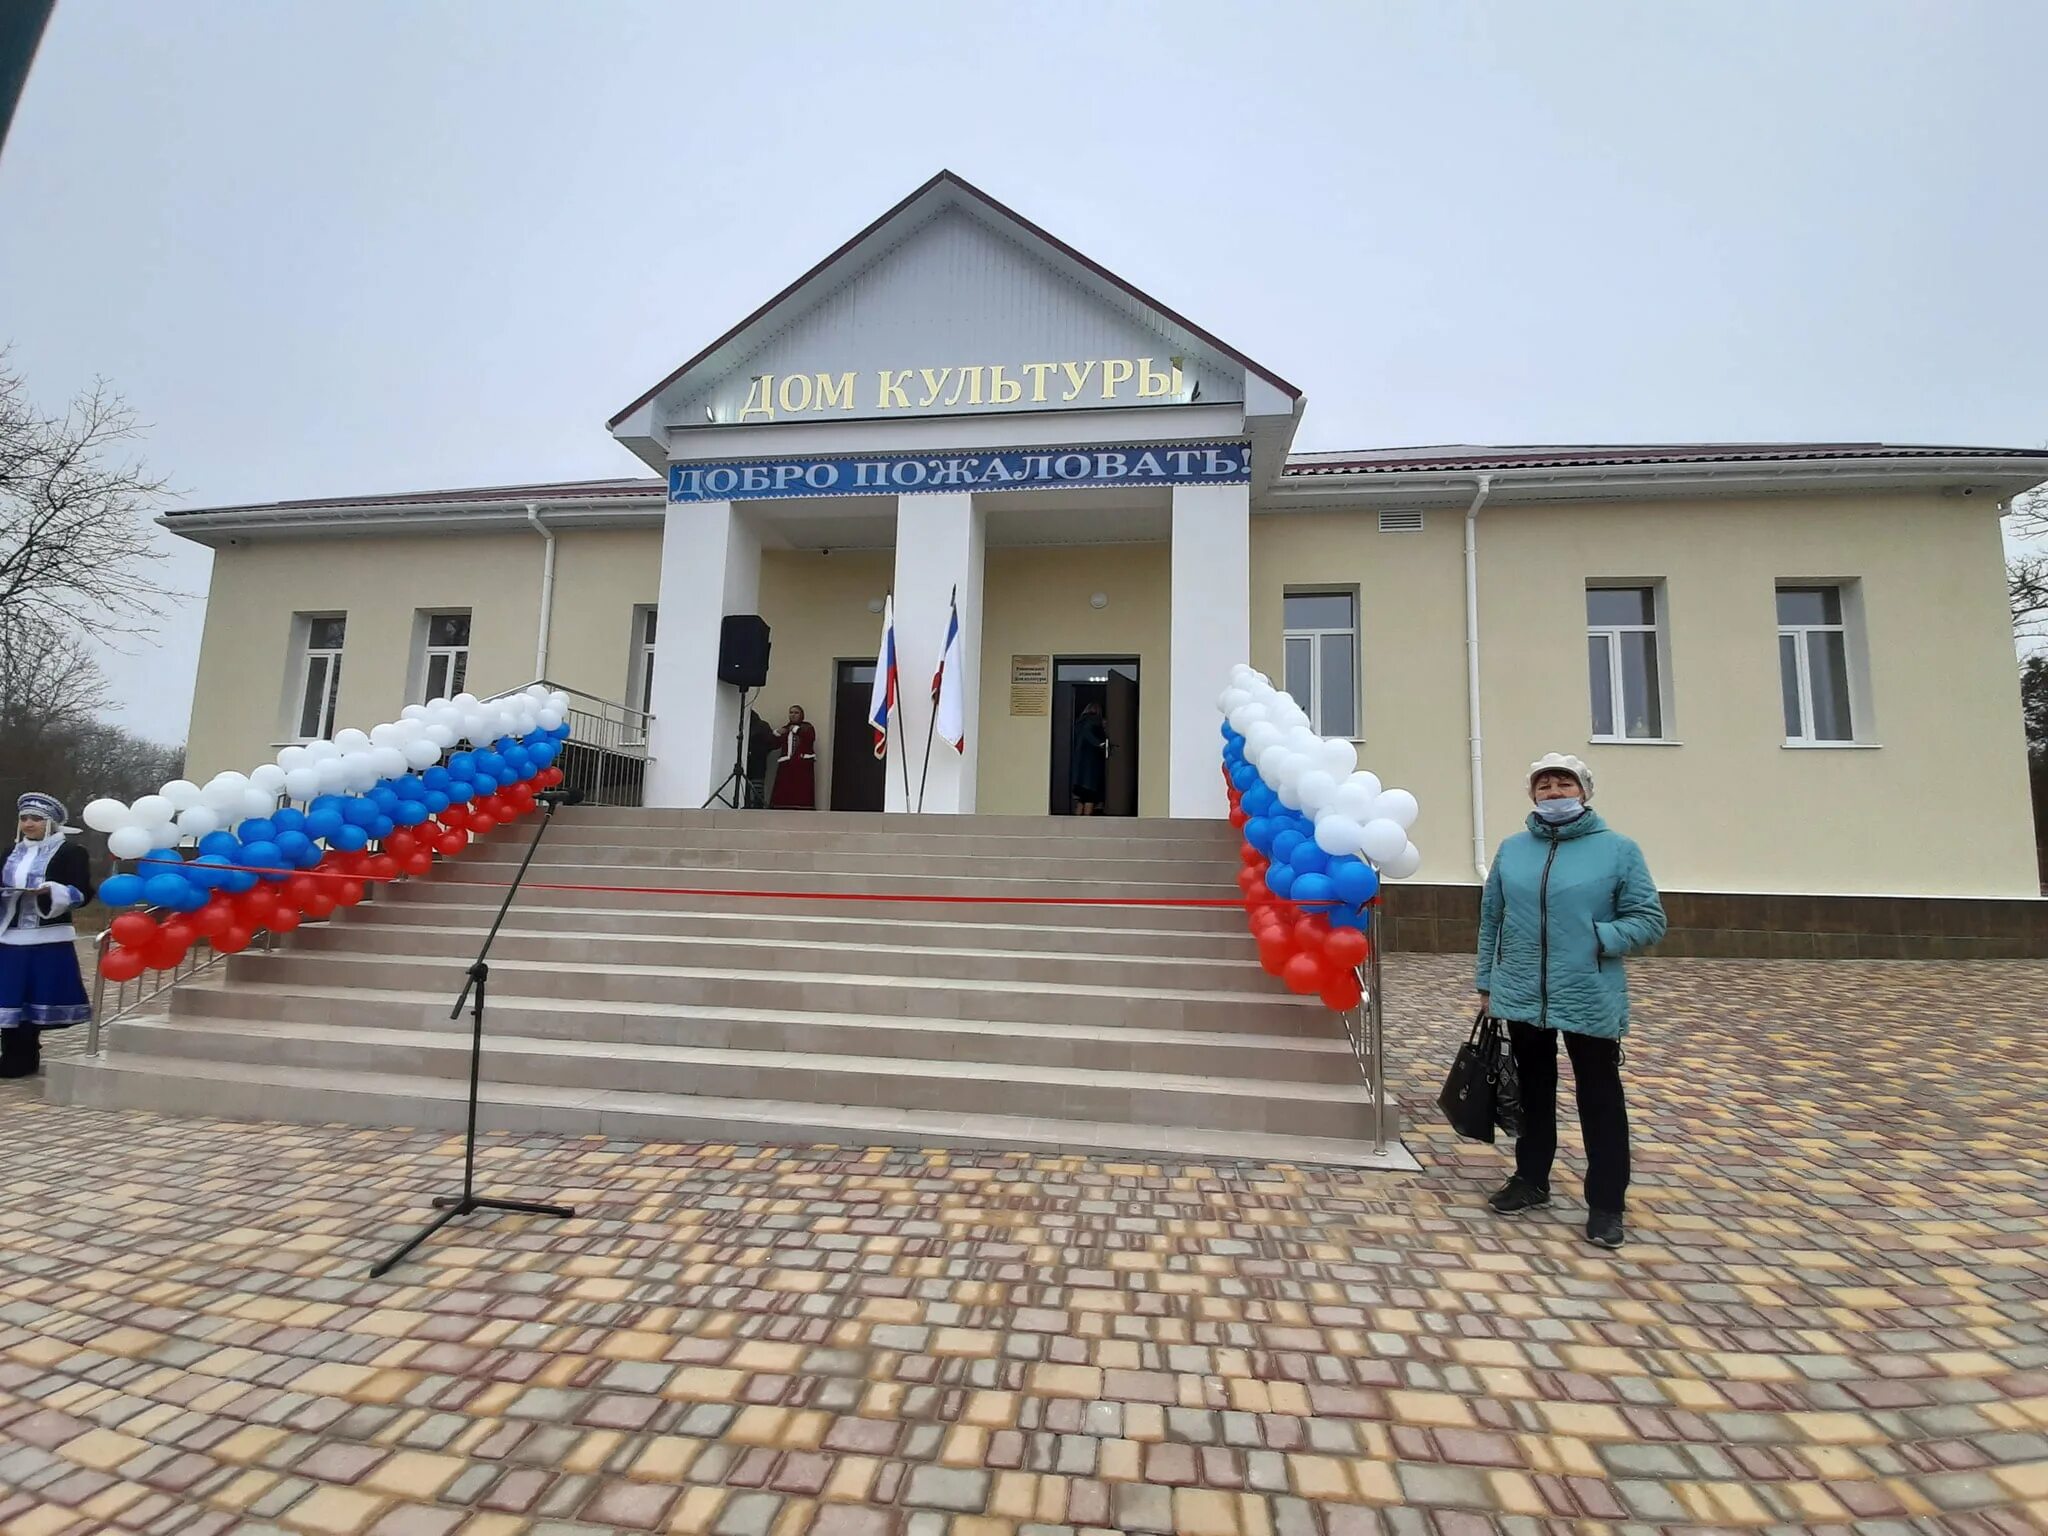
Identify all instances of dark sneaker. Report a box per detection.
[1488,1177,1552,1215]
[1586,1211,1625,1249]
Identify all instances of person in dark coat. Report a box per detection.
[1,792,97,1079]
[768,705,818,809]
[1070,701,1109,815]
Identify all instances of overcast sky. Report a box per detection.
[3,0,2043,745]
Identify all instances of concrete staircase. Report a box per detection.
[48,810,1406,1167]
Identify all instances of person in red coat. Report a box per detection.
[768,705,817,809]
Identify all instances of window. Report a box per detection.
[638,607,657,717]
[1777,585,1854,742]
[419,613,471,703]
[294,615,345,740]
[1283,591,1358,737]
[1586,586,1665,740]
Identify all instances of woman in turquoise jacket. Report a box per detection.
[1476,753,1665,1249]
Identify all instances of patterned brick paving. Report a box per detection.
[1,954,2044,1535]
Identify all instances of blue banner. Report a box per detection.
[669,441,1251,504]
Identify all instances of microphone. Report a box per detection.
[535,786,586,807]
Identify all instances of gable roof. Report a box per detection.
[1282,442,2048,477]
[606,169,1302,432]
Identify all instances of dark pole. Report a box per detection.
[0,0,54,165]
[369,796,576,1278]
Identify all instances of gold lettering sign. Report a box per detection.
[1009,654,1051,717]
[735,358,1186,422]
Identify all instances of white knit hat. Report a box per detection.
[1527,752,1593,799]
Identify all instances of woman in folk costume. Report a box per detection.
[1,793,97,1079]
[768,705,818,809]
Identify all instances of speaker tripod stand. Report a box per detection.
[701,683,754,809]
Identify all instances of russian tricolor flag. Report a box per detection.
[867,595,899,759]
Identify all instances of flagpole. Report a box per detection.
[915,584,953,814]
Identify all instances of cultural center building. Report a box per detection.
[170,171,2047,900]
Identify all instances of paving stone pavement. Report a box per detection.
[1,953,2044,1536]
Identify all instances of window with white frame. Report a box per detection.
[1282,591,1358,738]
[419,612,471,703]
[1586,585,1666,740]
[1777,585,1855,742]
[637,607,658,718]
[294,615,346,740]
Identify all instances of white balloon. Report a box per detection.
[284,767,322,800]
[1253,742,1291,778]
[404,739,441,770]
[1384,842,1423,881]
[1332,772,1383,823]
[547,691,569,716]
[537,708,565,731]
[1243,722,1281,758]
[108,826,154,859]
[400,704,428,721]
[334,727,370,752]
[129,794,172,827]
[1275,777,1304,811]
[176,806,221,839]
[1296,769,1337,814]
[316,757,351,794]
[1313,814,1365,857]
[250,764,287,793]
[1360,817,1408,865]
[82,798,129,833]
[306,739,341,762]
[461,711,489,741]
[453,692,479,708]
[428,723,460,749]
[1226,705,1263,735]
[1286,726,1321,755]
[370,722,401,748]
[276,745,311,771]
[371,746,405,779]
[1320,739,1358,778]
[159,779,202,811]
[1373,788,1420,831]
[242,788,276,819]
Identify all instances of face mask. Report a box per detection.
[1533,797,1584,824]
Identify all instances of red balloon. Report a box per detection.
[1325,928,1369,969]
[159,919,196,953]
[214,923,254,954]
[1282,952,1324,995]
[109,912,156,948]
[303,892,338,920]
[1228,807,1248,829]
[1292,917,1329,954]
[100,945,147,982]
[334,879,366,907]
[439,805,470,830]
[470,812,497,833]
[1320,973,1364,1011]
[403,851,432,876]
[366,855,399,882]
[1235,867,1261,896]
[144,933,188,971]
[1256,933,1292,975]
[269,905,302,933]
[436,829,468,856]
[285,875,319,907]
[384,830,417,860]
[538,767,563,787]
[189,900,232,938]
[1239,844,1265,867]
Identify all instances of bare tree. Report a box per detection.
[0,356,172,634]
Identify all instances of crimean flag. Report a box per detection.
[931,590,965,754]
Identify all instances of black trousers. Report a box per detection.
[1506,1019,1630,1215]
[0,1028,41,1079]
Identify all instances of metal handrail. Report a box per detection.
[485,678,652,806]
[88,919,277,1053]
[1337,902,1391,1155]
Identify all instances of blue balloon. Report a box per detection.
[393,803,427,827]
[369,787,400,814]
[1327,902,1366,930]
[423,766,452,791]
[188,855,226,889]
[242,840,282,868]
[1330,858,1380,907]
[271,807,307,835]
[370,815,396,839]
[143,873,191,908]
[422,790,450,814]
[1289,842,1331,876]
[1229,763,1258,790]
[1272,830,1305,864]
[1245,817,1277,853]
[100,873,145,908]
[142,847,182,872]
[235,819,277,845]
[1292,873,1335,907]
[304,809,344,842]
[1266,864,1298,899]
[275,831,314,863]
[225,867,258,893]
[332,824,370,852]
[1244,786,1276,818]
[310,794,345,816]
[342,797,380,827]
[197,831,241,860]
[443,779,474,803]
[448,751,476,778]
[293,841,325,869]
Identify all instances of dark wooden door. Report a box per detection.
[1104,668,1139,817]
[1048,681,1078,815]
[830,660,884,812]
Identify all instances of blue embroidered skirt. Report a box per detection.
[0,942,91,1029]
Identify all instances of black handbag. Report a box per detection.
[1438,1011,1511,1143]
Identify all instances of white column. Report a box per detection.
[1169,482,1250,819]
[887,492,985,813]
[645,499,761,807]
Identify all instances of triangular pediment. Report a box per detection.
[610,171,1299,454]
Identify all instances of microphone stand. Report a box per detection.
[369,793,578,1277]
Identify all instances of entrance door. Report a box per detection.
[830,660,885,811]
[1048,658,1139,816]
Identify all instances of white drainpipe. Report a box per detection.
[1463,474,1493,881]
[527,504,556,679]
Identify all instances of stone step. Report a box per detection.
[431,861,1235,900]
[376,881,1245,932]
[221,950,1329,1034]
[492,823,1240,859]
[287,921,1257,989]
[106,1015,1376,1137]
[337,899,1246,956]
[161,978,1360,1082]
[549,809,1233,841]
[462,844,1237,883]
[45,1055,1413,1170]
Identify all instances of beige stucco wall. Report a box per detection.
[755,549,895,807]
[976,543,1173,816]
[184,526,660,781]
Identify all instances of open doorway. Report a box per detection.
[1049,657,1139,816]
[830,659,885,811]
